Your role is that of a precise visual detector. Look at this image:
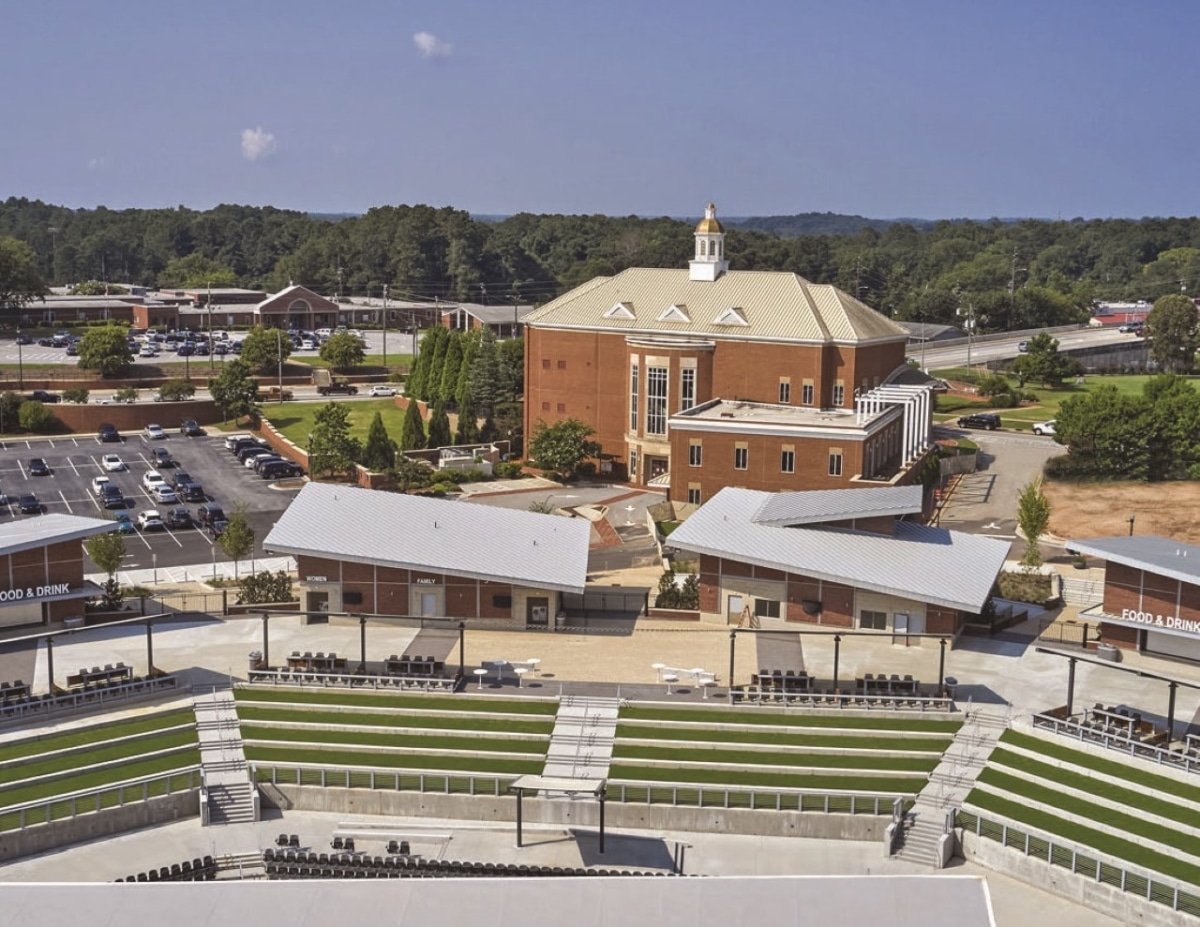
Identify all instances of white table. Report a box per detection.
[525,658,541,677]
[514,667,529,688]
[701,679,718,700]
[652,662,665,682]
[662,673,678,695]
[473,668,489,689]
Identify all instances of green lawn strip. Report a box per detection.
[235,706,553,735]
[0,710,195,765]
[243,745,542,776]
[976,767,1199,854]
[288,354,413,369]
[988,747,1200,829]
[1000,730,1200,806]
[0,750,201,811]
[615,723,951,752]
[612,743,937,772]
[608,763,926,793]
[262,399,417,448]
[0,729,199,787]
[240,725,547,755]
[234,688,556,715]
[618,706,960,733]
[965,789,1200,888]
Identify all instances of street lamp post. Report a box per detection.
[382,284,389,370]
[16,331,24,390]
[207,282,215,374]
[276,328,284,401]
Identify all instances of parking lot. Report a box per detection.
[0,426,300,571]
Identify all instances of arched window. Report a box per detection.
[699,239,707,257]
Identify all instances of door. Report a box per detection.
[526,597,549,628]
[305,591,330,625]
[420,593,438,618]
[893,612,909,645]
[727,594,744,625]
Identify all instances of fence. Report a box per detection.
[252,763,908,815]
[1037,618,1092,647]
[0,767,201,833]
[0,674,181,723]
[958,809,1200,918]
[1031,712,1200,775]
[560,589,648,617]
[151,591,227,616]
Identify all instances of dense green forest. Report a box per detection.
[4,196,1200,333]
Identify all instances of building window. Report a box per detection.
[688,441,702,467]
[687,484,701,505]
[629,450,638,482]
[699,239,707,257]
[629,364,639,432]
[828,449,843,477]
[802,379,814,406]
[833,381,845,406]
[781,449,795,473]
[557,360,567,370]
[646,366,668,436]
[681,368,696,411]
[542,359,551,369]
[734,445,748,470]
[492,594,513,609]
[778,378,791,404]
[754,599,781,619]
[860,610,887,630]
[541,401,550,411]
[556,402,566,413]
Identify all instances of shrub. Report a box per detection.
[237,570,295,605]
[975,373,1012,397]
[114,387,139,403]
[61,387,89,404]
[18,400,57,433]
[493,461,524,479]
[433,469,467,484]
[986,390,1021,408]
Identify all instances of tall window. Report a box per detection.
[629,450,638,482]
[734,446,748,470]
[687,484,701,505]
[802,379,815,405]
[754,600,781,619]
[860,610,887,630]
[629,364,639,432]
[778,378,791,404]
[780,449,795,473]
[680,368,696,411]
[833,381,845,406]
[646,366,668,436]
[828,449,843,477]
[688,441,702,467]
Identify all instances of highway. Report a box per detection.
[910,326,1138,370]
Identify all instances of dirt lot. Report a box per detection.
[1043,480,1200,544]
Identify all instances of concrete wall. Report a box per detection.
[54,399,223,432]
[269,785,886,841]
[0,791,198,864]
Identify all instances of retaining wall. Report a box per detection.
[52,399,222,432]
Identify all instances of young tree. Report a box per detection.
[388,456,433,494]
[398,400,426,452]
[0,236,47,312]
[455,390,479,445]
[61,387,89,404]
[308,401,360,479]
[0,392,22,433]
[1146,293,1200,374]
[85,530,126,610]
[455,333,480,407]
[470,328,500,417]
[426,400,452,449]
[319,331,366,371]
[423,327,451,401]
[527,418,601,477]
[156,378,196,401]
[218,508,256,579]
[438,332,465,403]
[209,358,260,422]
[361,411,397,471]
[157,253,238,289]
[1010,333,1081,388]
[405,329,434,399]
[77,325,133,378]
[1016,479,1052,567]
[240,326,292,376]
[498,337,525,401]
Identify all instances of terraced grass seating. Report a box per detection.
[116,856,216,883]
[0,673,179,722]
[234,687,556,715]
[0,707,201,832]
[963,727,1200,905]
[262,848,668,879]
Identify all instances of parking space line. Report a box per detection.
[160,526,183,548]
[131,530,152,551]
[59,490,72,514]
[16,461,26,478]
[67,458,80,476]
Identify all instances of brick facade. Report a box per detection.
[1099,560,1200,654]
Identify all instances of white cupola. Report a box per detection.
[689,202,729,282]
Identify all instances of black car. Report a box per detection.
[196,504,226,528]
[18,494,41,514]
[165,507,192,529]
[231,438,268,456]
[181,482,206,502]
[209,518,229,538]
[37,337,54,347]
[28,390,60,404]
[98,424,121,443]
[238,446,276,464]
[317,382,359,396]
[170,470,194,489]
[101,485,125,508]
[957,413,1001,431]
[261,460,303,479]
[180,419,203,437]
[252,455,284,472]
[152,448,174,468]
[14,334,32,346]
[28,458,50,476]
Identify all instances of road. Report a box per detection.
[911,326,1137,370]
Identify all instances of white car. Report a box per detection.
[137,510,164,531]
[151,484,178,504]
[101,454,125,472]
[316,328,332,338]
[142,469,165,491]
[223,434,251,450]
[91,475,112,495]
[301,339,317,350]
[243,450,276,468]
[144,424,166,440]
[368,385,397,397]
[138,345,158,358]
[1032,420,1056,436]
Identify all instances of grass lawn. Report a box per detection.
[0,730,199,787]
[288,354,412,369]
[234,688,557,715]
[237,706,554,734]
[612,743,938,772]
[618,706,961,734]
[243,745,542,776]
[0,710,194,764]
[615,723,952,752]
[240,725,548,754]
[0,750,201,811]
[609,763,927,794]
[258,398,405,447]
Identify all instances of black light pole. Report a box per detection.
[1128,515,1136,537]
[458,621,465,677]
[937,638,947,697]
[1066,657,1076,716]
[728,630,736,703]
[832,634,842,694]
[17,331,24,390]
[1167,681,1178,747]
[261,612,270,670]
[382,284,389,370]
[207,282,215,374]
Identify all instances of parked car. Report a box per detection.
[112,510,135,533]
[14,334,32,345]
[180,419,203,437]
[231,438,269,456]
[261,460,304,480]
[102,454,125,472]
[249,454,283,471]
[91,475,112,496]
[165,507,192,529]
[28,458,50,476]
[138,345,158,358]
[101,485,126,509]
[1032,420,1057,436]
[142,469,166,491]
[181,482,206,503]
[223,434,251,450]
[196,504,226,528]
[137,510,165,531]
[27,390,60,404]
[151,484,178,504]
[238,447,276,465]
[170,470,195,489]
[152,447,174,467]
[65,342,78,356]
[176,343,195,357]
[144,424,166,440]
[368,385,397,397]
[98,424,121,443]
[1118,321,1145,334]
[18,494,41,514]
[209,518,230,538]
[957,413,1001,430]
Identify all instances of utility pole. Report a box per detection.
[382,283,389,370]
[1008,249,1019,330]
[207,281,215,373]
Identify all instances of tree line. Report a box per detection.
[6,196,1200,333]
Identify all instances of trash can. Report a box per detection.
[1096,643,1120,663]
[248,650,264,673]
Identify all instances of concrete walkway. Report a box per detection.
[542,696,619,780]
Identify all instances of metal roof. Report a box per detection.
[1067,535,1200,587]
[443,304,537,325]
[751,486,923,528]
[0,876,995,927]
[669,488,1009,613]
[524,268,908,344]
[0,514,117,557]
[263,483,591,594]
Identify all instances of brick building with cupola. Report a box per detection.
[522,204,934,502]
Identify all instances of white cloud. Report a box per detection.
[86,157,106,171]
[413,31,452,59]
[241,126,278,162]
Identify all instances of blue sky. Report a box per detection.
[4,0,1199,219]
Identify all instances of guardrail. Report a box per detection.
[0,767,201,832]
[958,809,1200,918]
[0,674,182,723]
[1031,712,1200,774]
[252,763,909,815]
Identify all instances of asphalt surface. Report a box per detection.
[0,429,299,572]
[913,327,1135,370]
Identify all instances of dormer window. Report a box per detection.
[604,302,635,319]
[657,304,691,323]
[712,306,748,326]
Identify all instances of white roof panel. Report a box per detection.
[751,486,923,527]
[670,488,1009,613]
[0,513,117,557]
[263,483,590,594]
[1068,535,1200,586]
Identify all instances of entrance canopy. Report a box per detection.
[510,776,606,795]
